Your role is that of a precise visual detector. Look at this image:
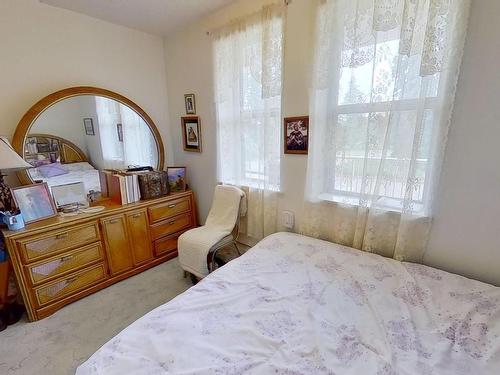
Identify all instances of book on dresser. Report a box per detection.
[100,170,169,205]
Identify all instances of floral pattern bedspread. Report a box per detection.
[77,233,500,374]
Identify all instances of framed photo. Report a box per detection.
[117,123,123,142]
[26,137,38,154]
[284,116,309,154]
[84,118,95,136]
[11,183,58,224]
[184,93,196,115]
[36,143,50,153]
[167,167,187,193]
[49,139,59,151]
[181,116,202,152]
[51,182,88,208]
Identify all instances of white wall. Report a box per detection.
[165,0,500,285]
[424,0,500,286]
[0,0,173,185]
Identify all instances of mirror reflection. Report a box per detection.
[24,95,158,194]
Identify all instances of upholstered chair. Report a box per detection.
[178,185,245,280]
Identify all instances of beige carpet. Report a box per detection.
[0,259,192,375]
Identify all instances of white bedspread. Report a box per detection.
[30,168,101,193]
[77,233,500,374]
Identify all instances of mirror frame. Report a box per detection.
[12,86,165,185]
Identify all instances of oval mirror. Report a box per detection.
[13,87,165,195]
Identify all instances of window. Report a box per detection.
[325,38,440,211]
[213,5,284,191]
[307,0,469,215]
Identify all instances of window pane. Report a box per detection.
[332,110,432,204]
[339,39,441,105]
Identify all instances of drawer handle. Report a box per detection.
[168,204,176,208]
[132,213,142,218]
[56,233,68,240]
[61,255,73,262]
[169,221,176,225]
[108,219,119,224]
[66,276,78,284]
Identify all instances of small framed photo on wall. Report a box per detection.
[84,118,95,136]
[184,93,196,115]
[181,116,202,152]
[284,116,309,154]
[116,123,123,142]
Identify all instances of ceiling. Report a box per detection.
[39,0,236,36]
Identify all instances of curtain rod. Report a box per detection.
[206,0,291,36]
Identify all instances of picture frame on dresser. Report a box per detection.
[167,167,187,193]
[11,183,58,224]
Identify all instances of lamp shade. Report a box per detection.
[0,136,32,172]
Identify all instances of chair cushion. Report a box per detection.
[178,227,231,278]
[205,185,244,231]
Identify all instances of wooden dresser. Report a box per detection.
[1,191,197,321]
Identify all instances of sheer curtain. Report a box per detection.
[119,105,157,168]
[95,96,157,170]
[213,4,285,241]
[95,96,123,169]
[301,0,470,261]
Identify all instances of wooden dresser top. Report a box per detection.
[2,190,194,239]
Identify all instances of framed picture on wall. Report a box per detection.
[181,116,202,152]
[117,123,123,142]
[84,118,95,136]
[11,183,58,224]
[167,167,187,193]
[184,94,196,115]
[284,116,309,154]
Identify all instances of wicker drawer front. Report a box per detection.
[34,263,106,307]
[148,197,191,223]
[26,243,104,286]
[18,223,100,263]
[150,214,192,240]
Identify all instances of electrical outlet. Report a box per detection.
[282,210,295,230]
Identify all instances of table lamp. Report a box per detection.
[0,136,32,212]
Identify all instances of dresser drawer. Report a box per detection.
[34,263,106,307]
[26,242,104,286]
[148,196,191,223]
[18,223,101,263]
[150,213,192,240]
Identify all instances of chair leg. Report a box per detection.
[233,242,241,256]
[209,249,219,273]
[190,273,199,285]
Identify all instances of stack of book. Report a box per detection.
[99,170,169,205]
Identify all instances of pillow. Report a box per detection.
[62,162,95,172]
[33,159,51,167]
[37,162,68,178]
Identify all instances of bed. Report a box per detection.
[76,232,500,374]
[29,161,101,193]
[25,134,102,193]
